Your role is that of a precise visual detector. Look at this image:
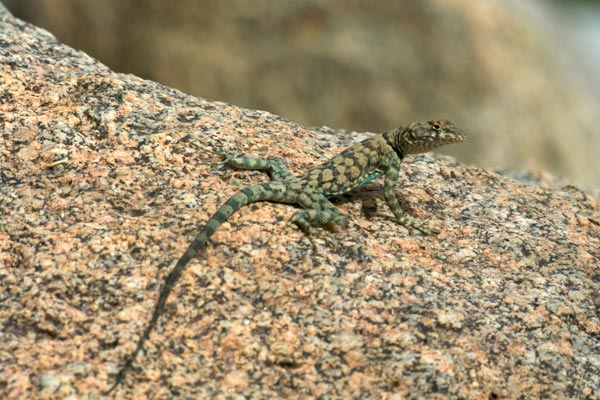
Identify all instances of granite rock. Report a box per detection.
[4,0,600,187]
[1,7,599,400]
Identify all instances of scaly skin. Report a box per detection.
[107,120,466,392]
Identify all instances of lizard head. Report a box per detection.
[400,120,466,154]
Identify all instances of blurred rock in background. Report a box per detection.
[4,0,600,187]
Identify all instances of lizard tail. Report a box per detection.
[107,182,283,393]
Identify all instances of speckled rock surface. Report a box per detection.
[1,7,599,400]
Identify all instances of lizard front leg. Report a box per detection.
[383,164,438,235]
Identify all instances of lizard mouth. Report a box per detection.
[444,130,467,144]
[454,127,467,140]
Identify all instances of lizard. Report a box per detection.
[107,119,466,392]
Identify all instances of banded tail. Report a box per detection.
[107,182,285,392]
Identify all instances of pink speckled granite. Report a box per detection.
[1,5,599,400]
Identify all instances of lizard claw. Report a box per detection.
[199,149,233,166]
[290,214,313,235]
[419,226,439,235]
[397,217,438,236]
[412,223,439,236]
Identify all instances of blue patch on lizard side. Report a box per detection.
[358,171,382,187]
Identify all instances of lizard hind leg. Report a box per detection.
[205,151,295,181]
[290,190,347,234]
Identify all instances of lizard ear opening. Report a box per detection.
[406,129,419,143]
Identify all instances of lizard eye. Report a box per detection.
[432,123,441,130]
